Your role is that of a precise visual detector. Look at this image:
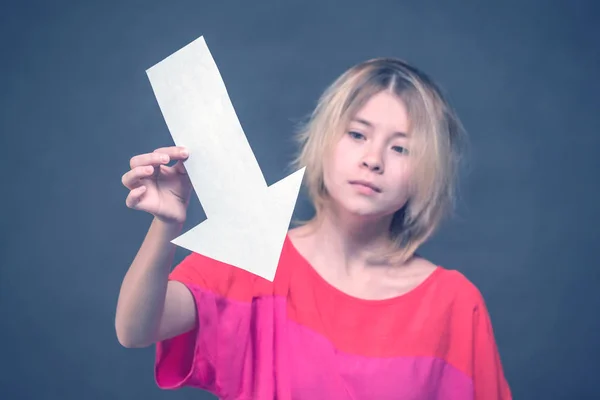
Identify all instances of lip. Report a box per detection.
[349,180,382,193]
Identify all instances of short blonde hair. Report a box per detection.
[290,57,467,265]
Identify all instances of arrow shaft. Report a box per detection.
[146,37,266,217]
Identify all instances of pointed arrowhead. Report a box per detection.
[172,167,306,281]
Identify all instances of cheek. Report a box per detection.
[326,143,350,175]
[387,163,414,194]
[321,154,338,188]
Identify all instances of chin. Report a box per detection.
[331,197,389,220]
[324,184,400,220]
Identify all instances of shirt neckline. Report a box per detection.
[284,234,444,308]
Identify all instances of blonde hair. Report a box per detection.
[290,57,467,265]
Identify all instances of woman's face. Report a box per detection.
[322,90,414,221]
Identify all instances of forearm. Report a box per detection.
[115,217,184,347]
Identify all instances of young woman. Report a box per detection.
[116,58,512,399]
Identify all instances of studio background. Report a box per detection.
[1,1,598,399]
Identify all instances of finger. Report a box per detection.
[158,158,189,176]
[125,185,147,209]
[153,146,190,163]
[122,165,155,189]
[130,151,172,170]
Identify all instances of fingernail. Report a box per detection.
[181,149,189,157]
[161,155,169,162]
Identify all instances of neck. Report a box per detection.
[306,204,395,275]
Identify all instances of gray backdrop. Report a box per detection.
[1,0,599,399]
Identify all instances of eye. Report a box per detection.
[348,131,365,140]
[392,145,409,155]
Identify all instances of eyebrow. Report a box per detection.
[351,118,408,137]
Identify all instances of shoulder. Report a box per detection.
[413,257,488,311]
[409,252,480,293]
[287,224,315,248]
[428,266,499,337]
[439,266,484,299]
[169,251,275,302]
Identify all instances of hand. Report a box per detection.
[122,146,192,224]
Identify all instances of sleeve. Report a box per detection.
[153,251,269,398]
[471,297,512,400]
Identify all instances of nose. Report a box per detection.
[361,151,384,173]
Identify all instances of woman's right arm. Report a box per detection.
[116,145,196,348]
[115,217,196,348]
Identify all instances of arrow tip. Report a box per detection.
[172,167,306,281]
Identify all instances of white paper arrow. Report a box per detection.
[145,36,305,281]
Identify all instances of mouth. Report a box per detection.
[349,180,382,193]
